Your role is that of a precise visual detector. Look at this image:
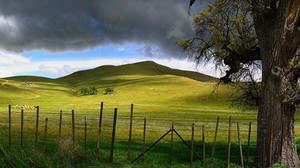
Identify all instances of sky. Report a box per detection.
[0,0,221,78]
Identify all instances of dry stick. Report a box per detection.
[21,109,24,148]
[43,117,48,155]
[190,123,195,167]
[131,129,172,164]
[227,116,232,168]
[85,117,87,154]
[8,105,11,149]
[246,122,251,166]
[109,108,118,163]
[237,122,244,167]
[72,110,75,147]
[96,102,103,159]
[58,110,62,148]
[202,125,206,162]
[35,106,39,152]
[127,104,134,162]
[169,121,174,165]
[212,116,219,158]
[142,117,146,162]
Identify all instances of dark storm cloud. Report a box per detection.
[0,0,205,56]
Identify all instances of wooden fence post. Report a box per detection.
[202,125,206,162]
[246,122,252,166]
[142,117,146,162]
[58,110,62,148]
[43,117,48,154]
[127,104,133,162]
[212,116,219,158]
[85,117,87,154]
[190,123,195,167]
[21,109,24,148]
[227,116,232,168]
[8,105,11,149]
[35,106,39,152]
[169,121,174,165]
[109,108,118,163]
[96,102,103,159]
[72,110,75,147]
[237,122,244,167]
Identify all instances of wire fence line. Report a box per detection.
[0,103,259,166]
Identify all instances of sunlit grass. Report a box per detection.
[0,61,291,167]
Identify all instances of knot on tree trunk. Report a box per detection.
[271,66,283,78]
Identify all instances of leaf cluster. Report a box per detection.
[180,0,260,83]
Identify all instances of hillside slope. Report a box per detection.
[58,61,217,86]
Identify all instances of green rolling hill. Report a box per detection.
[0,61,244,120]
[58,61,217,86]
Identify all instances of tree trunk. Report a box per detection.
[256,72,299,167]
[254,2,300,165]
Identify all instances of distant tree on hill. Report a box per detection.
[80,86,98,96]
[104,88,114,95]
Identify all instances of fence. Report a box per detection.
[1,103,256,167]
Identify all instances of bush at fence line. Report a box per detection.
[53,139,90,166]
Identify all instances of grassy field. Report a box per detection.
[0,61,288,167]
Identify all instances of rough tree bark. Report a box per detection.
[252,0,300,167]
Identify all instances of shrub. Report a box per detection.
[105,88,114,95]
[79,86,98,96]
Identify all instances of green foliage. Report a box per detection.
[105,87,114,95]
[271,163,289,168]
[180,0,260,83]
[177,39,192,50]
[80,86,98,96]
[53,139,91,167]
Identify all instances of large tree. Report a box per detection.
[185,0,300,167]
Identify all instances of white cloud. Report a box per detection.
[38,64,75,76]
[0,51,30,65]
[0,68,13,77]
[152,58,223,78]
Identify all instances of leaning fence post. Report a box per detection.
[246,122,252,166]
[227,116,232,168]
[8,105,11,149]
[212,116,219,158]
[127,104,133,162]
[96,102,103,159]
[43,117,48,155]
[190,123,195,167]
[21,109,24,148]
[237,122,244,167]
[35,106,39,152]
[109,108,118,163]
[72,110,75,147]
